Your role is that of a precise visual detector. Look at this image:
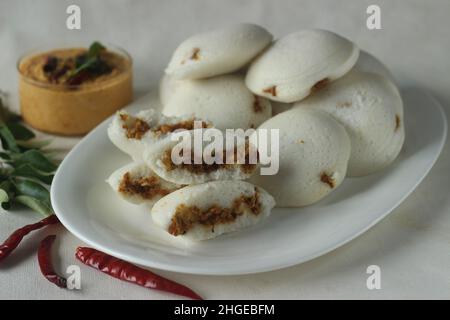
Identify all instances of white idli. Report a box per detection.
[162,74,272,130]
[159,74,181,106]
[151,180,275,241]
[245,29,359,103]
[250,108,351,207]
[165,23,273,79]
[293,70,404,177]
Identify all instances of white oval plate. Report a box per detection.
[51,87,447,275]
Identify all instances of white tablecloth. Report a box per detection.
[1,0,449,299]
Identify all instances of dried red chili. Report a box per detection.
[75,247,202,300]
[0,215,60,262]
[38,235,67,288]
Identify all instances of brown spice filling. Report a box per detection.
[120,114,150,140]
[190,48,201,60]
[161,143,257,175]
[395,114,401,132]
[253,95,264,113]
[153,120,209,135]
[320,172,335,188]
[121,113,209,140]
[311,78,329,93]
[168,189,261,236]
[118,172,172,199]
[263,85,277,97]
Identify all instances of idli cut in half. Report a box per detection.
[245,29,360,103]
[250,108,351,207]
[162,74,272,130]
[107,109,212,161]
[151,180,275,241]
[165,23,273,79]
[107,162,182,206]
[293,70,404,177]
[144,131,258,185]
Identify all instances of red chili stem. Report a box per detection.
[75,247,202,300]
[0,214,60,262]
[38,235,67,288]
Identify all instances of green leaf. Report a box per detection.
[0,152,11,160]
[6,122,35,141]
[13,179,50,202]
[15,195,52,217]
[16,139,52,150]
[0,166,12,181]
[12,164,54,185]
[38,150,61,164]
[0,125,20,152]
[68,41,107,81]
[73,56,97,75]
[0,180,15,210]
[0,189,10,210]
[14,149,57,173]
[88,41,106,57]
[0,93,57,216]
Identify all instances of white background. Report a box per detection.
[0,0,449,299]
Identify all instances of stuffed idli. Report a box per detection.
[250,108,351,207]
[165,23,273,79]
[151,180,275,241]
[245,29,359,103]
[162,74,272,130]
[108,109,211,161]
[293,70,404,177]
[107,162,182,206]
[144,131,258,185]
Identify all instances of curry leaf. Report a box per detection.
[14,149,57,173]
[0,152,11,161]
[15,195,52,217]
[72,56,97,75]
[0,189,10,210]
[0,180,15,210]
[6,122,35,141]
[13,179,50,203]
[17,139,52,150]
[88,41,106,57]
[0,126,20,152]
[0,92,57,217]
[0,166,13,181]
[68,41,109,82]
[12,164,54,184]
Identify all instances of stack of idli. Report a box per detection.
[242,28,404,207]
[105,24,405,241]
